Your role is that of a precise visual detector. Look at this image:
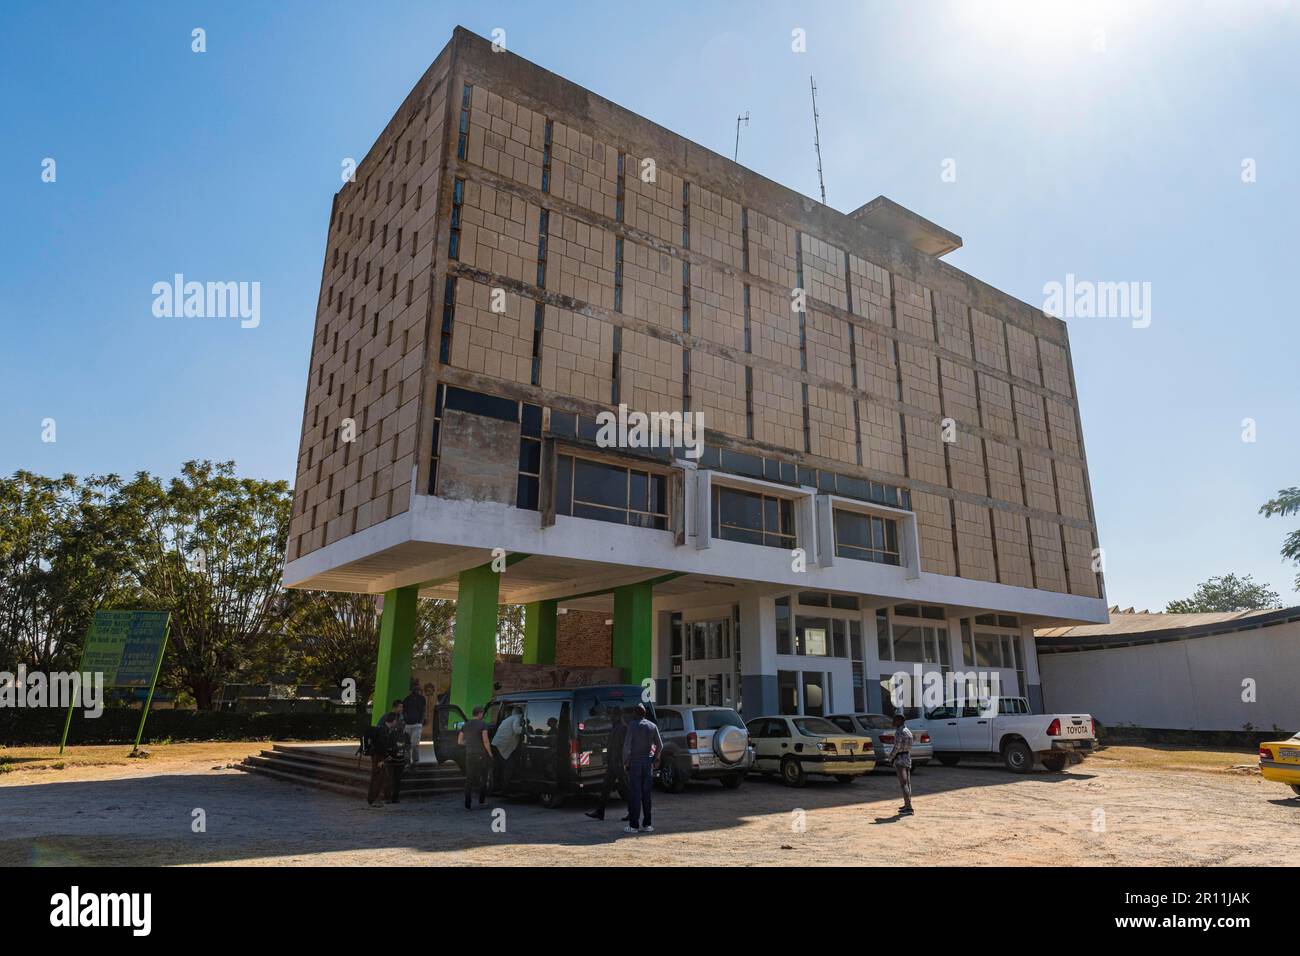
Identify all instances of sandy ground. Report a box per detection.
[1,741,1296,866]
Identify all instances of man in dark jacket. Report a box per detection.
[622,704,663,833]
[585,708,629,821]
[402,682,427,764]
[367,700,406,807]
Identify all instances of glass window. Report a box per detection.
[892,625,925,663]
[778,671,799,715]
[558,455,669,530]
[831,594,859,610]
[775,597,792,655]
[833,510,900,565]
[795,616,831,656]
[876,609,891,661]
[793,716,840,736]
[801,672,826,716]
[798,591,829,607]
[714,486,795,549]
[657,709,684,732]
[693,709,743,731]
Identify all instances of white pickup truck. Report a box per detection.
[911,696,1095,773]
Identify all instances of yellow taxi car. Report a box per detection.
[1258,731,1300,797]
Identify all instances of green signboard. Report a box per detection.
[59,610,171,754]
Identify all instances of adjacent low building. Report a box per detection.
[283,27,1108,722]
[1036,607,1300,732]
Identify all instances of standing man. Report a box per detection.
[889,711,915,816]
[621,704,662,834]
[585,707,628,821]
[367,700,406,807]
[491,705,525,794]
[458,705,493,810]
[402,680,427,765]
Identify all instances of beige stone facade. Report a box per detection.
[288,28,1103,604]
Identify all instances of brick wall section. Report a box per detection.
[556,610,613,667]
[288,29,1104,605]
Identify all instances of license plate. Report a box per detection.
[1280,747,1300,760]
[1063,723,1089,736]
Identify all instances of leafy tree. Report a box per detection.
[1259,486,1300,591]
[116,460,292,709]
[1165,573,1281,614]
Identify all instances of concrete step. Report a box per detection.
[268,744,462,779]
[238,748,464,798]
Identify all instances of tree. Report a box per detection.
[116,460,293,709]
[1259,486,1300,591]
[1165,573,1281,614]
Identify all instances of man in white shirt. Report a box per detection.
[491,706,525,792]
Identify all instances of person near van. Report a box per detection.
[621,704,662,833]
[585,707,628,821]
[402,681,427,765]
[458,705,493,810]
[889,711,914,816]
[367,700,407,807]
[491,706,525,792]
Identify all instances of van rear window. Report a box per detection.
[693,710,743,731]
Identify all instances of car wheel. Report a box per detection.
[833,775,856,785]
[720,773,744,790]
[1290,785,1300,797]
[780,756,807,788]
[936,754,960,767]
[659,759,687,793]
[1040,753,1068,772]
[1003,740,1034,773]
[538,786,565,809]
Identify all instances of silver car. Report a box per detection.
[655,705,755,791]
[828,713,933,768]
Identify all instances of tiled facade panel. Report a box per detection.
[689,350,747,439]
[747,284,801,370]
[970,308,1008,372]
[470,88,546,190]
[688,182,744,270]
[290,81,446,561]
[979,373,1017,439]
[947,432,988,497]
[954,500,997,583]
[623,156,684,245]
[458,179,533,282]
[747,209,798,289]
[913,491,955,576]
[1005,324,1042,385]
[1021,449,1057,513]
[1062,525,1100,598]
[848,254,891,327]
[1045,396,1081,458]
[448,278,532,384]
[799,233,847,311]
[992,509,1033,588]
[898,340,940,414]
[808,385,855,464]
[891,275,934,341]
[549,120,619,219]
[752,367,803,451]
[622,242,679,331]
[985,438,1024,506]
[934,292,972,358]
[903,413,947,486]
[1028,517,1068,594]
[1054,460,1091,522]
[855,325,899,400]
[539,304,613,402]
[543,210,616,310]
[807,307,853,388]
[1038,338,1074,398]
[620,329,680,413]
[860,401,906,474]
[691,264,745,352]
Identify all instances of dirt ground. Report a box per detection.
[2,741,1296,866]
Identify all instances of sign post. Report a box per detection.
[58,610,172,755]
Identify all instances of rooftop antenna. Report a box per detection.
[734,111,749,162]
[809,76,826,204]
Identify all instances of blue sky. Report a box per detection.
[3,0,1297,609]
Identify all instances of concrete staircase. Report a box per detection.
[238,743,465,798]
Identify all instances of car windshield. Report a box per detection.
[793,717,842,736]
[857,715,894,730]
[694,709,743,730]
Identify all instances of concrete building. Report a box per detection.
[1037,607,1300,732]
[283,27,1108,722]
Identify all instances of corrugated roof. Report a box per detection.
[1034,605,1300,652]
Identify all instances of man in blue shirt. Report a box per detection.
[621,704,663,833]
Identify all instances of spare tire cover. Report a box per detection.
[713,724,748,764]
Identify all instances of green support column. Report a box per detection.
[449,563,501,716]
[371,586,418,725]
[522,599,558,665]
[612,580,654,683]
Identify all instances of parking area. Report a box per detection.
[2,742,1297,866]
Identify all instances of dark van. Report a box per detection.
[432,685,656,809]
